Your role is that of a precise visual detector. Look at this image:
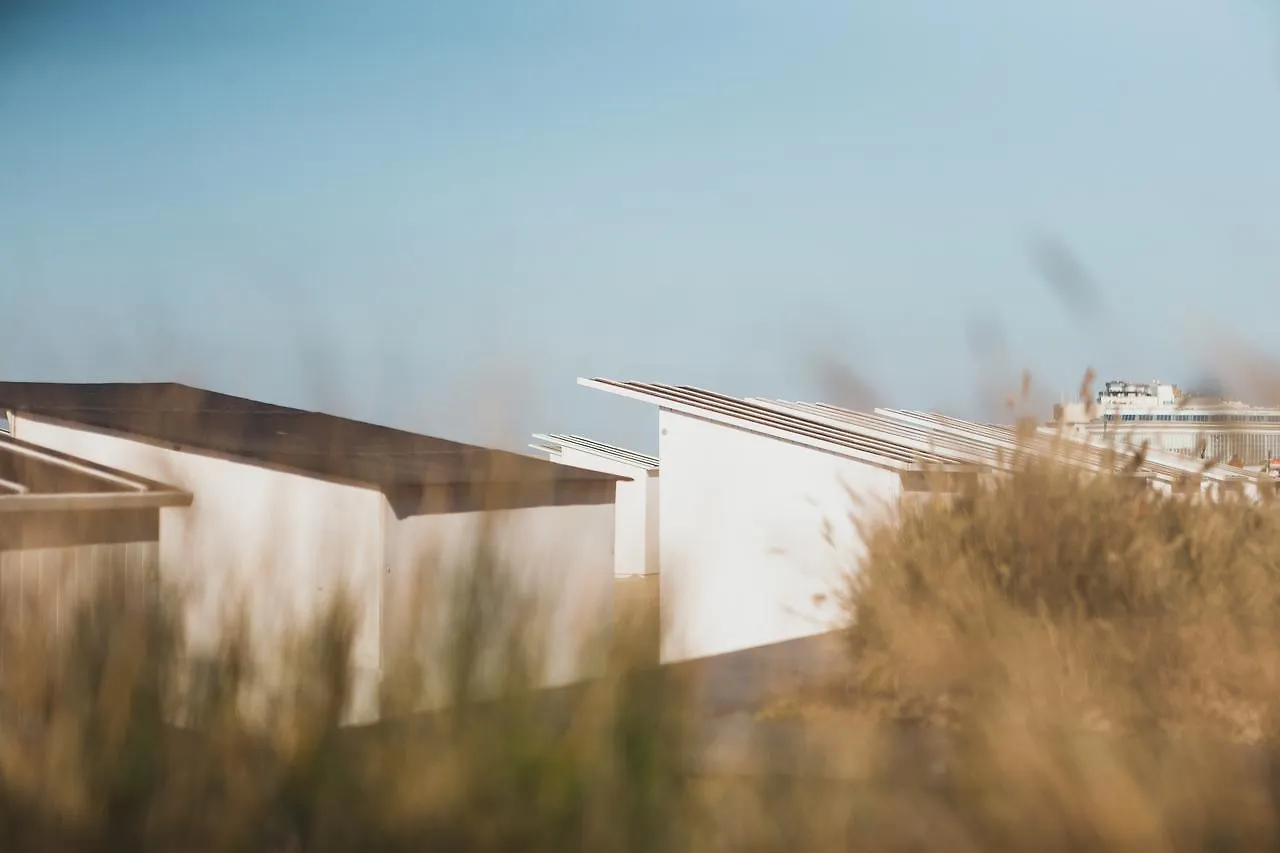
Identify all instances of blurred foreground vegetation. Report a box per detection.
[9,445,1280,850]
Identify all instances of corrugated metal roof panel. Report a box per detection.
[879,408,1254,483]
[882,408,1163,476]
[583,377,1256,489]
[579,378,953,471]
[531,433,658,470]
[756,400,1010,470]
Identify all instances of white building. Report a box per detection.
[531,433,661,663]
[580,379,930,663]
[0,382,622,720]
[1057,379,1280,467]
[530,433,659,578]
[581,377,1257,665]
[0,431,191,648]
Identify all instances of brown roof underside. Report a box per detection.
[0,382,620,490]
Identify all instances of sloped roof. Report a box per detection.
[577,379,954,471]
[531,433,658,471]
[755,400,1007,469]
[0,382,620,491]
[880,408,1252,483]
[581,376,1254,486]
[0,432,190,513]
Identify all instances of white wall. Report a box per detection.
[380,499,616,708]
[1086,426,1201,456]
[657,409,901,663]
[612,475,654,577]
[12,415,386,720]
[644,471,660,576]
[14,414,621,720]
[547,447,659,577]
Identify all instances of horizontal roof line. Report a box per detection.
[1,436,151,492]
[532,433,658,469]
[0,490,193,513]
[0,434,191,499]
[0,476,29,495]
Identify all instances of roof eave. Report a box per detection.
[0,490,193,513]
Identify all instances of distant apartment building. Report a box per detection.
[1056,380,1280,467]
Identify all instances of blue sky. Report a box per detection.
[2,0,1279,450]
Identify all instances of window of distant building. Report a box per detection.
[0,410,11,435]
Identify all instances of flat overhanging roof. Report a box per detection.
[0,381,622,490]
[0,434,191,513]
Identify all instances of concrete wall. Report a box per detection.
[11,415,386,718]
[656,409,900,663]
[380,493,616,709]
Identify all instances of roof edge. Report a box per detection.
[14,409,624,491]
[0,490,193,513]
[580,378,916,472]
[531,432,658,471]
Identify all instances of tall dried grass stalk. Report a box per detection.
[13,379,1280,850]
[0,519,692,852]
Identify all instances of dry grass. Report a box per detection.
[791,438,1280,851]
[12,411,1280,850]
[850,458,1280,739]
[0,531,693,853]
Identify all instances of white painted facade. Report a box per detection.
[1055,379,1280,467]
[581,376,1266,665]
[531,436,659,577]
[656,409,899,662]
[10,413,617,720]
[380,498,617,706]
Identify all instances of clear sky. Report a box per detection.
[3,0,1279,451]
